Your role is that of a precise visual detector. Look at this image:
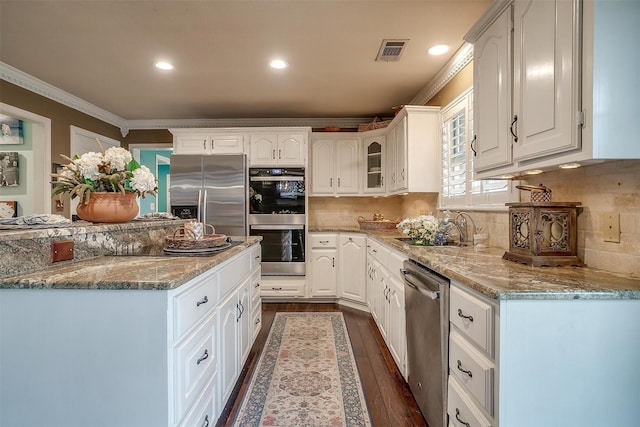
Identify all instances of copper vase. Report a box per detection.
[76,191,139,223]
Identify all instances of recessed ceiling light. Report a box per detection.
[269,59,288,69]
[524,169,543,175]
[155,61,174,71]
[428,44,450,56]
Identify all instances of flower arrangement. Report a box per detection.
[51,139,157,203]
[396,214,452,246]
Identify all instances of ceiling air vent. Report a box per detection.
[375,39,409,62]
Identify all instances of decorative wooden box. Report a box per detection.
[503,202,583,267]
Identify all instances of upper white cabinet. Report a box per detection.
[471,5,513,171]
[363,135,386,194]
[387,106,440,194]
[310,135,360,196]
[170,129,245,155]
[467,0,640,178]
[511,0,580,162]
[249,131,307,167]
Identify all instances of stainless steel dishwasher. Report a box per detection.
[402,259,450,427]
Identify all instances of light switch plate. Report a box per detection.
[602,212,620,243]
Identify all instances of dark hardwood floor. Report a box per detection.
[217,302,427,427]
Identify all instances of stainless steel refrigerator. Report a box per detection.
[169,154,247,236]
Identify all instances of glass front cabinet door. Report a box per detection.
[363,136,386,193]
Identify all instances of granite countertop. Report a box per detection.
[309,226,640,300]
[0,236,261,291]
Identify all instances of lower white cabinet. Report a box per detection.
[309,233,338,297]
[0,244,261,427]
[366,237,408,377]
[449,280,640,427]
[337,233,367,304]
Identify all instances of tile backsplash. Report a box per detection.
[309,160,640,277]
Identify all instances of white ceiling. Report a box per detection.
[0,0,491,122]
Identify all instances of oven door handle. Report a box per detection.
[250,224,304,230]
[250,176,304,182]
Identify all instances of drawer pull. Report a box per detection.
[455,408,471,427]
[196,349,209,365]
[271,287,283,290]
[456,360,473,378]
[254,282,260,288]
[196,296,209,307]
[457,308,474,322]
[255,318,261,325]
[319,240,329,244]
[201,414,209,427]
[254,255,260,260]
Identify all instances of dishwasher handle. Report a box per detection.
[402,271,440,300]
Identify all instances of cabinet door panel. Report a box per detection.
[310,139,335,194]
[338,235,366,303]
[335,139,359,194]
[218,293,240,403]
[278,134,305,165]
[513,0,580,161]
[175,135,210,154]
[250,135,277,165]
[211,134,244,154]
[473,8,513,171]
[310,248,337,297]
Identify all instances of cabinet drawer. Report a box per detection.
[449,331,495,415]
[387,248,407,281]
[219,252,250,301]
[250,270,261,307]
[450,284,494,356]
[252,304,262,341]
[174,314,217,424]
[250,244,261,270]
[173,269,218,340]
[178,372,217,427]
[448,376,493,427]
[309,233,337,248]
[367,239,389,265]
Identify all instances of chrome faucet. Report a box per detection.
[454,211,477,246]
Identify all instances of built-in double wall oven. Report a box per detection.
[248,167,306,276]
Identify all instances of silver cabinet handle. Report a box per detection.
[196,296,208,307]
[457,360,473,378]
[319,240,329,244]
[255,318,261,325]
[278,149,282,159]
[337,177,341,187]
[196,349,209,365]
[272,149,276,159]
[203,139,206,150]
[271,287,283,290]
[510,115,519,142]
[332,257,335,268]
[201,415,209,427]
[329,177,333,187]
[254,282,260,288]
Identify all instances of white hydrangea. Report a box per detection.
[75,151,103,181]
[104,146,132,171]
[129,165,157,194]
[397,214,448,245]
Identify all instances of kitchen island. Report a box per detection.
[0,221,262,427]
[310,226,640,427]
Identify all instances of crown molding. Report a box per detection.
[408,42,474,106]
[0,61,129,136]
[126,117,372,131]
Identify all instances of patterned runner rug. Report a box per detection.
[233,312,372,426]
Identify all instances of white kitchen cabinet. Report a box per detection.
[249,131,307,167]
[218,276,251,409]
[467,0,640,178]
[0,245,260,427]
[363,135,386,194]
[366,237,407,377]
[309,233,338,297]
[449,280,640,427]
[170,129,245,155]
[337,233,367,304]
[470,4,513,172]
[310,135,360,196]
[386,106,440,194]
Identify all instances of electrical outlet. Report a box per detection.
[51,240,74,262]
[602,212,620,243]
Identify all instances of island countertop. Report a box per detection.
[0,236,261,291]
[309,226,640,300]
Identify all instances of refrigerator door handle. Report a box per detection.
[197,189,202,222]
[202,189,208,224]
